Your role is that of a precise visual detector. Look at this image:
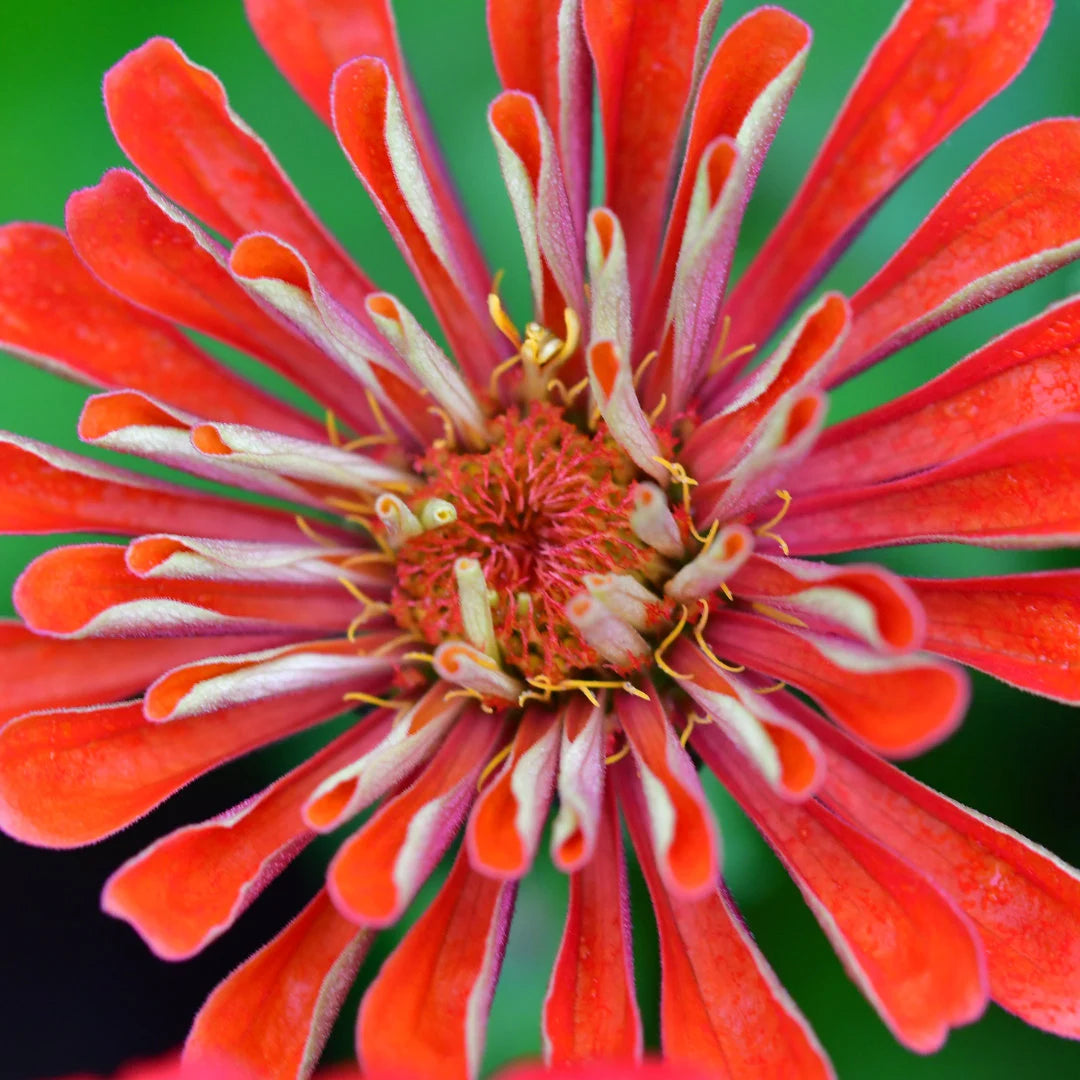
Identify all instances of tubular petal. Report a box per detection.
[332,58,501,385]
[104,38,373,313]
[729,554,925,654]
[798,700,1080,1040]
[831,118,1080,383]
[550,696,607,872]
[467,705,559,879]
[65,169,370,428]
[645,7,810,344]
[704,611,968,758]
[0,223,316,437]
[615,681,720,898]
[583,0,722,303]
[328,710,504,926]
[907,572,1080,702]
[726,0,1054,354]
[144,638,401,722]
[102,710,393,959]
[0,687,353,848]
[14,544,362,639]
[0,620,264,724]
[488,0,592,228]
[801,294,1080,491]
[0,433,303,541]
[357,845,516,1080]
[616,760,834,1077]
[543,787,642,1065]
[782,417,1080,554]
[490,91,586,333]
[185,890,373,1080]
[703,737,988,1054]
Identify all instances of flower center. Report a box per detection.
[390,402,669,682]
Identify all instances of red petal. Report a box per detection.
[185,890,372,1080]
[550,696,607,872]
[0,435,302,541]
[616,760,833,1076]
[488,0,592,228]
[14,544,359,638]
[0,685,349,847]
[583,0,718,303]
[702,736,988,1053]
[543,787,642,1065]
[245,0,485,300]
[907,571,1080,702]
[704,611,967,757]
[328,711,504,925]
[801,294,1080,491]
[783,417,1080,554]
[644,7,809,343]
[102,710,392,959]
[0,620,264,724]
[65,170,372,431]
[728,553,924,653]
[726,0,1053,354]
[802,701,1080,1039]
[0,224,316,437]
[332,58,501,385]
[104,38,372,314]
[615,680,719,898]
[357,846,516,1080]
[832,119,1080,382]
[467,705,559,879]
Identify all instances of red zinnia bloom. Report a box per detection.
[3,0,1080,1077]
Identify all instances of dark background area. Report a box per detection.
[2,1,1080,1076]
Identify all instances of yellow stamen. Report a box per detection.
[365,389,395,439]
[402,651,436,665]
[342,432,398,451]
[476,742,514,791]
[342,690,408,709]
[487,287,522,350]
[489,353,522,398]
[647,393,668,425]
[755,490,792,556]
[633,349,658,389]
[750,602,808,628]
[707,314,758,376]
[754,680,787,695]
[339,550,395,567]
[443,686,494,714]
[547,374,590,407]
[295,515,340,548]
[680,711,711,748]
[654,605,693,681]
[325,409,342,446]
[692,599,746,672]
[324,496,375,516]
[604,740,632,766]
[427,405,457,449]
[369,632,421,657]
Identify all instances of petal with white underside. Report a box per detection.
[543,786,641,1065]
[831,119,1080,384]
[467,705,559,878]
[328,711,504,926]
[616,758,834,1076]
[616,680,720,898]
[185,890,372,1080]
[102,709,393,959]
[357,845,516,1080]
[705,732,988,1054]
[0,432,302,542]
[550,696,607,872]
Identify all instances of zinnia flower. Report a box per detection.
[2,0,1080,1077]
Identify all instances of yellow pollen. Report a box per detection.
[487,286,522,350]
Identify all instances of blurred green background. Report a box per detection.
[2,0,1080,1076]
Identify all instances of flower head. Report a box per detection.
[2,0,1080,1078]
